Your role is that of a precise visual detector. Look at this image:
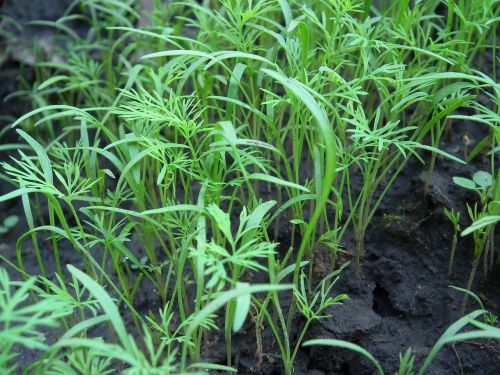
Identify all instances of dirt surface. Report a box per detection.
[1,2,499,375]
[2,0,73,22]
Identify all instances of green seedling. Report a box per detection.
[453,170,494,205]
[194,201,278,368]
[253,261,348,375]
[0,0,498,372]
[462,209,500,237]
[443,207,460,276]
[450,286,500,328]
[454,170,500,313]
[0,267,73,373]
[0,215,19,235]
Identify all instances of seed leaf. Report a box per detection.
[3,215,19,228]
[472,171,492,189]
[453,177,476,190]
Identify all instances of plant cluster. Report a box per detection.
[0,0,499,374]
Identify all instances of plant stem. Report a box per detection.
[448,233,458,276]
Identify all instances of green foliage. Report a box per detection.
[452,170,499,309]
[0,268,71,373]
[0,0,498,373]
[443,207,460,275]
[0,215,19,235]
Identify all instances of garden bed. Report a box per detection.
[0,1,499,374]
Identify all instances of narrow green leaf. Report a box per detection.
[11,105,89,128]
[0,188,39,203]
[417,310,486,375]
[189,363,236,373]
[277,0,292,27]
[188,284,291,336]
[233,282,251,332]
[67,265,133,351]
[416,144,465,165]
[277,261,309,283]
[37,75,69,91]
[16,129,53,184]
[248,173,309,192]
[462,215,500,236]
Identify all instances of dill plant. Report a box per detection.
[0,0,498,373]
[453,170,500,312]
[444,207,460,276]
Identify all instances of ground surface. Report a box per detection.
[0,2,499,374]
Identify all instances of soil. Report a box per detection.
[1,2,499,375]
